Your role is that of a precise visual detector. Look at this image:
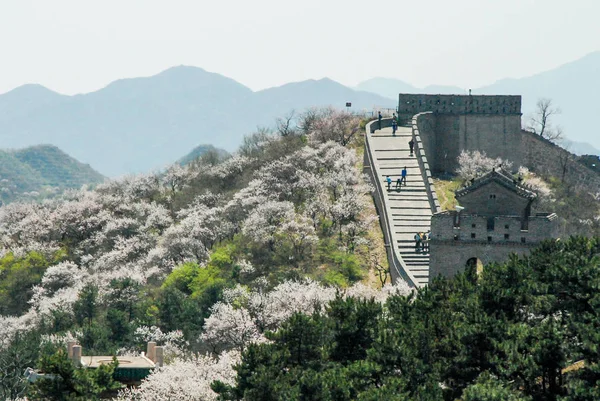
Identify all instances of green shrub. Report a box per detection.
[333,252,364,284]
[323,270,348,287]
[0,250,66,316]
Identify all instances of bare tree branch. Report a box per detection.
[275,110,297,137]
[528,98,563,142]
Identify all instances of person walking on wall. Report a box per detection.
[395,177,402,190]
[400,166,407,187]
[414,232,422,252]
[408,138,415,156]
[378,111,382,130]
[422,231,430,253]
[386,175,392,191]
[392,118,398,135]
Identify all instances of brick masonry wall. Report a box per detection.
[412,113,441,214]
[432,213,559,243]
[420,114,522,173]
[458,181,531,217]
[518,130,600,193]
[398,94,521,117]
[429,212,558,280]
[404,95,598,284]
[414,114,600,192]
[429,241,532,279]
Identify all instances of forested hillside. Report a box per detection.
[214,237,600,401]
[0,108,399,400]
[0,144,104,204]
[2,111,600,400]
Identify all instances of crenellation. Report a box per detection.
[396,92,597,285]
[398,94,521,117]
[427,168,559,283]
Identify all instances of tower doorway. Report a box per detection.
[466,257,484,279]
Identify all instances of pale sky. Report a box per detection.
[1,0,599,95]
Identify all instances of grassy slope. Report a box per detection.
[433,177,461,211]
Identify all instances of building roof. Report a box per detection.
[455,168,537,200]
[81,355,155,369]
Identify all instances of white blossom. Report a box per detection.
[456,150,513,181]
[117,351,240,401]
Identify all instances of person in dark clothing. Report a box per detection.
[408,138,415,155]
[378,111,382,130]
[395,177,402,189]
[400,167,407,187]
[414,232,422,252]
[386,175,392,190]
[392,119,397,135]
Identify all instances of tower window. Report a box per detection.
[487,236,492,242]
[471,223,476,228]
[505,224,510,229]
[504,234,510,240]
[489,194,496,199]
[521,237,526,243]
[471,233,476,239]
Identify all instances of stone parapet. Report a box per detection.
[520,129,600,193]
[398,94,521,117]
[363,118,417,287]
[412,113,441,214]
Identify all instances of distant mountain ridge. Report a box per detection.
[355,78,465,98]
[355,51,600,154]
[2,52,598,176]
[0,144,104,203]
[0,69,394,177]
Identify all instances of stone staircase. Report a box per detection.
[368,125,432,287]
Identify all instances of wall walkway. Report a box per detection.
[364,119,433,287]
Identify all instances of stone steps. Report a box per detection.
[368,125,432,288]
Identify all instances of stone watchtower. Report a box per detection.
[398,94,523,174]
[429,169,559,282]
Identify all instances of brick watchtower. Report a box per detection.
[428,169,559,282]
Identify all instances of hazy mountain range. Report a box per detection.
[0,52,598,176]
[356,52,600,155]
[0,69,392,176]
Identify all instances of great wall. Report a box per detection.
[364,94,600,288]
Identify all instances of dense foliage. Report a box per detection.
[2,109,598,400]
[0,109,395,399]
[216,237,600,401]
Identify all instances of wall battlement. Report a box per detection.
[431,212,559,245]
[398,94,521,116]
[398,93,600,284]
